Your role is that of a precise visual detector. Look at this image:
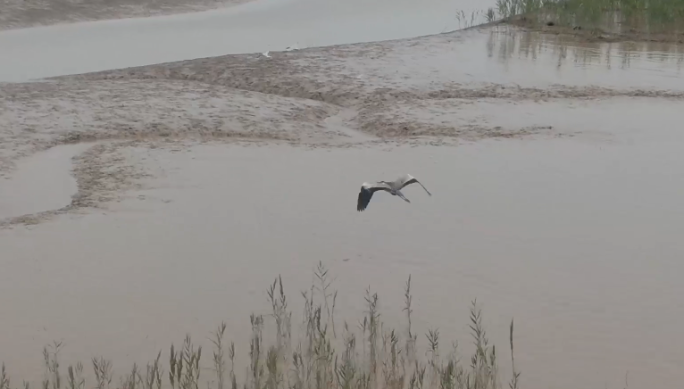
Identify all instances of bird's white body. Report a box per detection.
[357,174,431,211]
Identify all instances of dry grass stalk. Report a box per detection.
[211,324,228,389]
[1,270,519,389]
[42,342,63,389]
[92,357,113,389]
[66,363,84,389]
[169,336,202,389]
[1,364,10,389]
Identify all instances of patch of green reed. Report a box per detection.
[496,0,684,34]
[1,262,520,389]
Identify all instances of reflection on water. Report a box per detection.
[486,25,684,72]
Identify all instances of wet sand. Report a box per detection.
[0,16,684,389]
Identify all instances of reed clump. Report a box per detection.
[1,263,520,389]
[493,0,684,36]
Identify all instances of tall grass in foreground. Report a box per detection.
[494,0,684,33]
[0,263,520,389]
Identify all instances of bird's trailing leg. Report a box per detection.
[395,190,411,203]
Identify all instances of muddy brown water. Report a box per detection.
[1,24,684,389]
[482,27,683,87]
[427,26,683,90]
[0,144,88,220]
[2,135,684,389]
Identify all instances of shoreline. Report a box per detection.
[503,17,684,44]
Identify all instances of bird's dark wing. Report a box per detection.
[358,183,392,211]
[357,187,374,211]
[398,174,432,196]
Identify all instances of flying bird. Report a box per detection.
[262,51,271,58]
[357,174,431,212]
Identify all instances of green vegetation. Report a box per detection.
[0,263,519,389]
[490,0,684,35]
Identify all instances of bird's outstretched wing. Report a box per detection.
[397,174,431,196]
[357,187,373,212]
[357,183,391,211]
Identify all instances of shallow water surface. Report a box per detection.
[0,0,493,82]
[369,25,684,92]
[0,144,87,220]
[484,26,684,87]
[1,114,683,388]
